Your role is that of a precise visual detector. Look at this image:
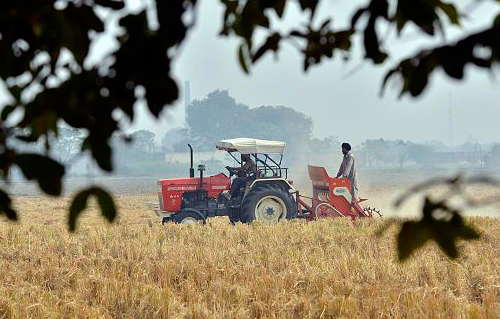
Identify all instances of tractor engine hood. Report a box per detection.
[157,173,230,212]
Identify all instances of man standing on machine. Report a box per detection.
[336,142,359,203]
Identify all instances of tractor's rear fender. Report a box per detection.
[247,178,296,193]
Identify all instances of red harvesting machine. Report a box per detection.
[295,165,381,220]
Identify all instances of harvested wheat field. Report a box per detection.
[1,194,500,319]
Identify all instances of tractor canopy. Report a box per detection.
[216,138,288,179]
[216,138,285,154]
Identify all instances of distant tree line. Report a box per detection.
[8,91,500,176]
[163,89,338,167]
[159,90,500,172]
[8,127,173,176]
[113,132,500,173]
[158,90,500,172]
[356,138,495,169]
[8,127,85,165]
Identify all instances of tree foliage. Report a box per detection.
[220,0,500,98]
[407,143,436,165]
[0,0,196,224]
[162,128,189,152]
[186,90,314,158]
[360,139,390,168]
[486,143,500,167]
[128,130,158,155]
[187,90,251,150]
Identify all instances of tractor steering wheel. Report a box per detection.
[225,166,239,177]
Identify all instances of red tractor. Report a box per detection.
[153,138,380,224]
[154,138,297,224]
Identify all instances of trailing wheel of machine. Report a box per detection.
[240,184,297,224]
[172,209,205,225]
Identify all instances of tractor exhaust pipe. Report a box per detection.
[198,164,206,189]
[188,144,194,178]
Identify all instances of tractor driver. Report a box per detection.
[336,142,359,203]
[226,154,257,199]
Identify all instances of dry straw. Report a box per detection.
[0,195,499,319]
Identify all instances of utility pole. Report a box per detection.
[476,143,484,167]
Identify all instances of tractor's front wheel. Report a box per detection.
[172,209,205,225]
[241,184,297,224]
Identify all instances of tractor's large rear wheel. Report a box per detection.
[173,209,205,225]
[240,184,297,224]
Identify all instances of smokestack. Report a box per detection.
[184,80,191,128]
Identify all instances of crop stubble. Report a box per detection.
[0,193,499,319]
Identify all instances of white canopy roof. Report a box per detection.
[216,138,286,154]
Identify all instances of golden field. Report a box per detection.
[1,191,500,319]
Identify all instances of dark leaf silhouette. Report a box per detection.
[69,187,117,231]
[14,154,65,196]
[397,220,430,261]
[351,0,389,64]
[383,24,500,97]
[94,0,125,10]
[391,174,492,260]
[393,0,460,35]
[273,0,286,17]
[0,190,17,221]
[397,198,480,261]
[298,0,319,15]
[252,32,281,63]
[238,44,250,74]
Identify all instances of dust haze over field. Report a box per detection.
[3,168,500,219]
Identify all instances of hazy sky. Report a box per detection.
[2,0,499,147]
[134,0,500,147]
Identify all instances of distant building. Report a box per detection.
[165,151,234,165]
[433,151,481,165]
